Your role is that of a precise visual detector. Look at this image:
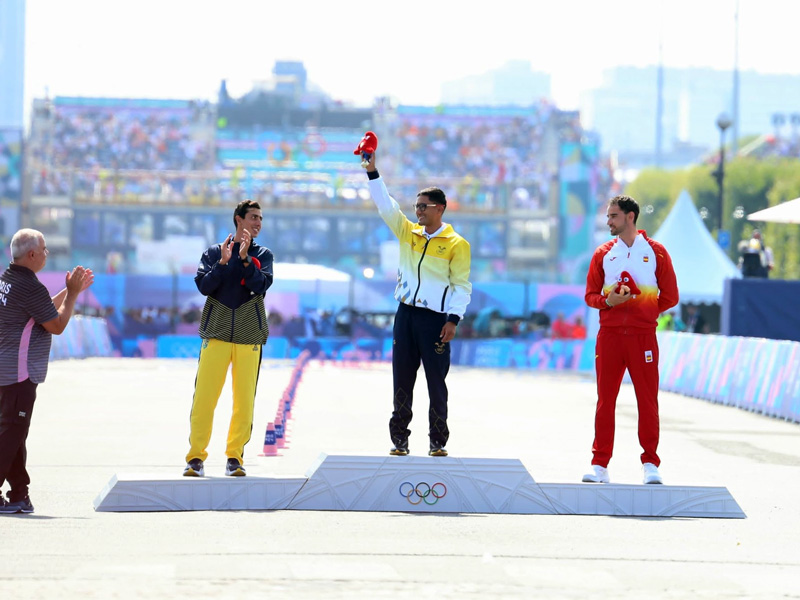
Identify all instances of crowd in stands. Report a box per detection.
[28,98,610,215]
[656,306,710,334]
[460,310,586,340]
[50,106,214,171]
[0,130,22,201]
[384,104,572,212]
[30,102,214,198]
[657,311,686,332]
[31,168,70,196]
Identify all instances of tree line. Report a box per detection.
[625,158,800,280]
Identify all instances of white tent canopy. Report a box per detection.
[653,190,741,304]
[747,196,800,224]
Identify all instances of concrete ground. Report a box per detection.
[1,358,799,599]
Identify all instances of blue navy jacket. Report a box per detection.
[195,240,274,344]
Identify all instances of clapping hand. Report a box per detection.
[65,266,88,294]
[239,229,251,260]
[80,268,95,292]
[220,234,234,265]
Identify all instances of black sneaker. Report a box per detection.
[225,458,246,477]
[0,495,34,514]
[429,442,448,457]
[389,440,409,456]
[183,458,205,477]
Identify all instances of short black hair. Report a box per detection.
[417,187,446,206]
[609,194,640,224]
[233,200,261,228]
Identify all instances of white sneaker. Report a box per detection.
[581,465,610,483]
[642,462,663,484]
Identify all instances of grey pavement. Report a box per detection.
[1,358,799,599]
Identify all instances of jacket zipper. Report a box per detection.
[412,237,431,305]
[621,252,631,331]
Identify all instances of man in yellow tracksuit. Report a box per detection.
[363,152,472,457]
[183,200,273,477]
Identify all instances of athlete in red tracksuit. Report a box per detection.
[582,195,679,485]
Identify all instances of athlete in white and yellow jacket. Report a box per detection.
[364,152,472,457]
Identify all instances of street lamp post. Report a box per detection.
[714,113,733,239]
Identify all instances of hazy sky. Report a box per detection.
[23,0,800,110]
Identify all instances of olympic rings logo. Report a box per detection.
[399,481,447,505]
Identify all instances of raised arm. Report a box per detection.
[364,151,412,239]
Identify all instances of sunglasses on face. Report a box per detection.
[413,203,439,212]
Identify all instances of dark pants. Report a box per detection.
[0,379,38,501]
[389,303,451,447]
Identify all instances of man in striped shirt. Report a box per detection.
[0,229,92,514]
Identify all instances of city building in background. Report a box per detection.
[272,60,307,99]
[581,66,800,168]
[0,0,25,129]
[441,60,552,107]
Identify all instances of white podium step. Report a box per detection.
[539,483,746,518]
[93,455,746,518]
[288,454,555,514]
[93,473,306,512]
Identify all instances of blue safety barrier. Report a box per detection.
[145,330,800,424]
[50,316,114,360]
[658,331,800,423]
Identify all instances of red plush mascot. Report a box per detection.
[614,270,642,296]
[354,131,379,168]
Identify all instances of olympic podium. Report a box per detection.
[287,455,554,514]
[94,454,746,518]
[93,473,306,512]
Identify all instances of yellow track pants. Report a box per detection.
[186,338,262,465]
